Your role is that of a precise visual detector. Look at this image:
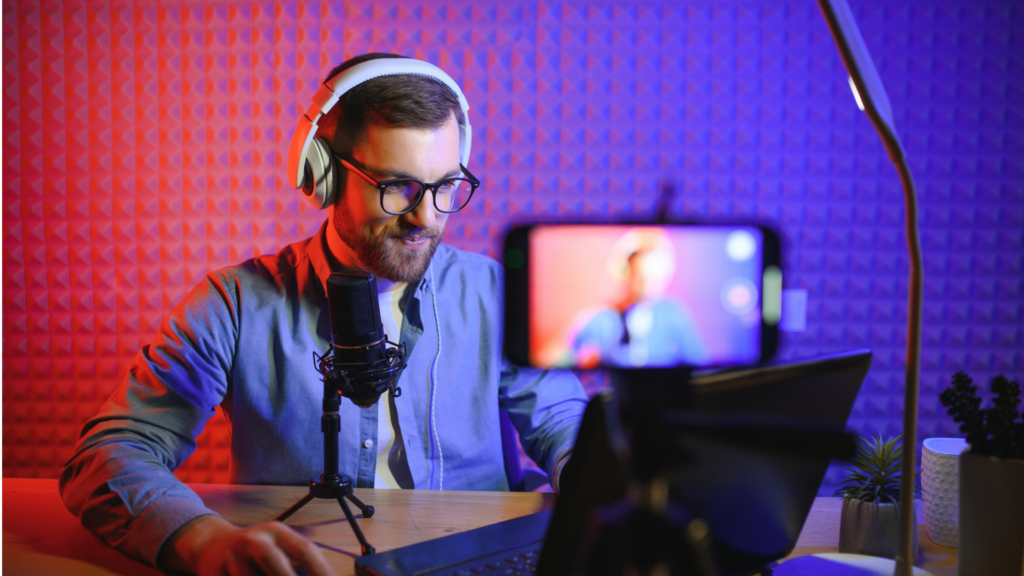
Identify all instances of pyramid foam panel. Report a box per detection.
[3,1,1021,496]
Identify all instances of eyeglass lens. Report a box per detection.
[381,178,474,215]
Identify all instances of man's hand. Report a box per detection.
[158,514,334,576]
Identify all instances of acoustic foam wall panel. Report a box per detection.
[3,1,1021,493]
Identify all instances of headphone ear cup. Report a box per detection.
[300,137,336,210]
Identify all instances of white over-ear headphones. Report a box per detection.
[287,58,473,210]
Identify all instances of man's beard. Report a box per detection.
[334,212,444,283]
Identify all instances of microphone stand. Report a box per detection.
[275,371,378,556]
[275,342,408,557]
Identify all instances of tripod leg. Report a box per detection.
[345,493,375,518]
[276,493,315,523]
[338,496,375,556]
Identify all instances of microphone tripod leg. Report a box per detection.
[339,496,376,556]
[276,493,315,523]
[346,493,375,518]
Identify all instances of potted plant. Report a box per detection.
[939,371,1024,576]
[833,434,919,560]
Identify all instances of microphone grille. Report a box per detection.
[326,272,383,346]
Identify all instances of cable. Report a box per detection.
[428,263,444,491]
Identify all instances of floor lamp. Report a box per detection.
[776,1,930,575]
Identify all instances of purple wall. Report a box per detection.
[3,1,1021,494]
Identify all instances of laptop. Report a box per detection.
[355,349,871,576]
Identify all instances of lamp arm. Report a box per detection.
[814,1,925,572]
[868,113,923,576]
[893,157,923,576]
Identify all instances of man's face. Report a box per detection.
[330,114,461,283]
[627,250,672,302]
[627,253,651,302]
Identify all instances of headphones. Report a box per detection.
[287,58,473,210]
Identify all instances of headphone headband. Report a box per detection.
[287,58,473,193]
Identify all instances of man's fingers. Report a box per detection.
[189,521,332,576]
[271,523,335,576]
[248,539,300,576]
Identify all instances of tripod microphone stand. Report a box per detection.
[275,340,408,557]
[275,370,378,556]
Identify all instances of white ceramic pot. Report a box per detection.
[921,437,968,547]
[958,451,1024,576]
[838,498,918,560]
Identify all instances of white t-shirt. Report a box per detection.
[374,282,406,489]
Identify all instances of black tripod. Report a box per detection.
[275,373,378,556]
[275,337,407,556]
[539,368,860,576]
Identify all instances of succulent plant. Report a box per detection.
[939,371,1024,460]
[834,435,919,504]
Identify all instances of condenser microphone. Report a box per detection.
[327,272,387,362]
[321,271,408,408]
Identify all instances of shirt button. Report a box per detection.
[363,439,374,449]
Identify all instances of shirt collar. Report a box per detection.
[307,220,336,298]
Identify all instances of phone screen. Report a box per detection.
[505,224,780,369]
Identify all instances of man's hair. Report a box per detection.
[316,53,464,157]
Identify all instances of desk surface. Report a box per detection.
[3,478,956,575]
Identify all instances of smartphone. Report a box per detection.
[504,223,781,369]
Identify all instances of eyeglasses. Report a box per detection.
[334,153,480,216]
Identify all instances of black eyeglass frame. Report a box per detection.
[333,153,481,216]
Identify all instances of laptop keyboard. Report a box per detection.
[354,510,552,576]
[428,541,542,575]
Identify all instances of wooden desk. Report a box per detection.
[781,498,957,576]
[3,479,555,576]
[3,479,956,575]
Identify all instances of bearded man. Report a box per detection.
[59,53,587,576]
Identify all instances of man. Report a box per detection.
[570,247,707,368]
[59,53,588,576]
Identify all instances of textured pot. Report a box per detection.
[921,437,968,547]
[958,452,1024,576]
[838,498,918,560]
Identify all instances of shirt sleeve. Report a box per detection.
[58,270,239,567]
[498,358,588,492]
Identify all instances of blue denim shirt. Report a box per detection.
[58,221,587,567]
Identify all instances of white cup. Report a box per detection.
[921,437,968,547]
